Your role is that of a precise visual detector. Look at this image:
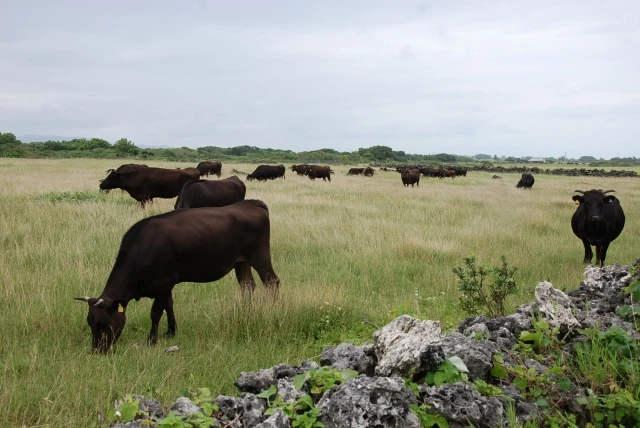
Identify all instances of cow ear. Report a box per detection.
[603,195,616,204]
[572,195,584,205]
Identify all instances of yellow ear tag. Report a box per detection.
[118,304,124,313]
[574,200,580,205]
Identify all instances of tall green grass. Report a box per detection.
[0,159,639,427]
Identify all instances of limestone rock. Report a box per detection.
[374,315,442,377]
[317,376,418,428]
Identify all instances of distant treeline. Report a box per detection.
[1,132,638,167]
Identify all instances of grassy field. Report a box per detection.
[0,158,638,427]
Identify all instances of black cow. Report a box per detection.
[420,167,442,178]
[307,165,332,181]
[112,164,149,173]
[174,176,246,209]
[571,189,625,267]
[516,173,535,189]
[347,168,364,175]
[291,165,310,176]
[247,165,286,181]
[74,200,280,352]
[401,169,420,187]
[450,166,467,176]
[363,167,375,177]
[196,161,222,178]
[99,167,200,207]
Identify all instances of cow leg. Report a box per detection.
[148,295,168,345]
[234,262,257,297]
[249,252,280,291]
[164,292,177,338]
[596,244,609,268]
[581,240,593,264]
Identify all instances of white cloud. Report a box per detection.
[0,0,639,157]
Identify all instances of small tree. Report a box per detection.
[114,138,139,157]
[453,255,518,318]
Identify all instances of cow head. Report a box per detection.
[99,170,122,191]
[246,174,255,181]
[74,296,127,353]
[572,189,616,223]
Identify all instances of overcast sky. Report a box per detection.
[1,1,638,157]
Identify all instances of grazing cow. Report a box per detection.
[291,165,310,176]
[246,165,286,181]
[492,175,502,179]
[196,161,222,178]
[516,173,535,189]
[307,165,332,182]
[347,168,364,175]
[450,166,467,176]
[112,164,148,173]
[401,169,420,187]
[571,189,625,267]
[441,169,456,179]
[363,167,375,177]
[74,200,280,352]
[420,167,442,178]
[99,167,200,207]
[174,176,246,209]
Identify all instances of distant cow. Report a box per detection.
[492,175,502,179]
[196,161,222,178]
[247,165,286,181]
[516,173,535,189]
[420,167,442,178]
[441,170,456,179]
[450,166,467,176]
[74,200,279,352]
[307,165,332,182]
[571,189,625,267]
[363,167,375,177]
[401,169,420,187]
[99,167,200,207]
[174,176,246,209]
[291,165,310,176]
[347,168,365,175]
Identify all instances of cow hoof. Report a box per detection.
[164,331,175,338]
[147,336,158,346]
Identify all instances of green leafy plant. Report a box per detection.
[157,410,217,428]
[577,389,640,428]
[190,387,219,417]
[409,403,449,427]
[472,379,504,397]
[293,367,358,397]
[512,319,565,363]
[424,357,469,387]
[453,255,518,318]
[623,280,640,301]
[510,364,572,409]
[259,385,325,428]
[490,353,508,379]
[107,395,143,423]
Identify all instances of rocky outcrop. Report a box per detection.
[109,261,640,428]
[317,376,418,428]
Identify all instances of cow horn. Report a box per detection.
[602,189,616,194]
[74,296,92,302]
[93,298,105,307]
[573,190,584,194]
[106,169,115,174]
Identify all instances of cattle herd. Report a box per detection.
[75,160,627,352]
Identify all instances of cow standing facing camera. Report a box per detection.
[571,189,625,267]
